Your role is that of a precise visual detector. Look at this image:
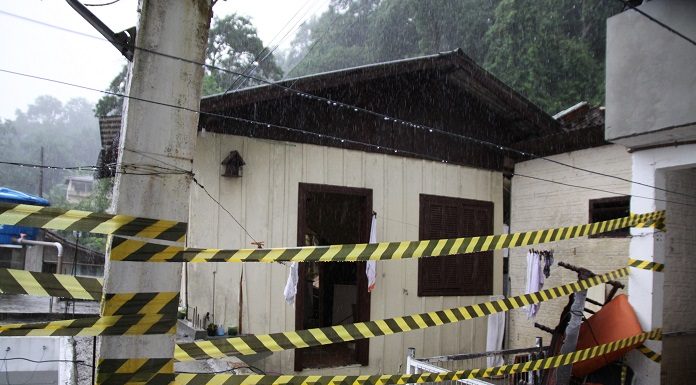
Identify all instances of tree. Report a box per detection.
[0,96,100,195]
[204,14,283,93]
[94,14,283,115]
[94,65,128,117]
[483,0,621,113]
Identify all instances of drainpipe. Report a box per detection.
[14,234,64,313]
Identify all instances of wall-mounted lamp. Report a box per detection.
[221,150,245,177]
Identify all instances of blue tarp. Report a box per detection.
[0,187,50,244]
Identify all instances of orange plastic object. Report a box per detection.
[572,294,642,377]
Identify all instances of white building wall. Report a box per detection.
[509,144,631,349]
[627,144,696,384]
[660,168,696,384]
[186,133,504,374]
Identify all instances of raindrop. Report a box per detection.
[429,129,433,133]
[354,108,358,112]
[332,103,337,106]
[341,139,345,143]
[267,124,271,128]
[384,117,390,121]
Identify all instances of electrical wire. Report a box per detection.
[225,0,325,92]
[191,177,258,244]
[0,357,94,368]
[513,173,693,207]
[618,0,696,47]
[1,8,695,201]
[2,67,695,210]
[82,0,121,6]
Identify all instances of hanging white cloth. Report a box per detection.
[525,250,544,318]
[283,262,299,305]
[366,213,377,292]
[486,295,506,367]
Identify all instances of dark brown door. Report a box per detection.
[295,183,372,370]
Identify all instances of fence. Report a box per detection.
[405,340,549,385]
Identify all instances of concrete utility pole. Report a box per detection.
[98,0,211,377]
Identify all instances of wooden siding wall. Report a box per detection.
[186,133,504,374]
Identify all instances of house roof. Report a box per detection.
[97,49,565,173]
[199,49,563,171]
[512,102,608,158]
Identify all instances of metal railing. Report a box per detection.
[405,340,548,385]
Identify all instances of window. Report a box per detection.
[589,196,630,238]
[418,194,494,296]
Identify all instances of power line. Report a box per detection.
[2,67,694,210]
[513,173,693,207]
[619,0,696,47]
[225,0,325,92]
[2,9,694,201]
[83,0,121,6]
[192,177,259,244]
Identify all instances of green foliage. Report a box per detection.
[282,0,621,114]
[94,65,128,117]
[0,96,100,195]
[95,15,284,112]
[483,0,621,113]
[205,14,283,93]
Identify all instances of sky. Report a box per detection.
[0,0,328,120]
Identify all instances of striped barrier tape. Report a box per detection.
[0,268,102,300]
[102,292,179,316]
[110,211,664,263]
[97,358,173,385]
[152,331,659,385]
[174,267,629,361]
[637,344,661,363]
[0,202,187,242]
[0,313,176,337]
[628,258,664,272]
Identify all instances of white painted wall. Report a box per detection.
[509,144,632,349]
[605,0,696,147]
[626,143,696,384]
[0,337,73,385]
[186,133,504,374]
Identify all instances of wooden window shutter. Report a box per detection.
[418,194,494,297]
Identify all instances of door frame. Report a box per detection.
[295,183,372,371]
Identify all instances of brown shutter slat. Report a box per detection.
[418,194,494,297]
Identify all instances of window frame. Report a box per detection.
[588,196,631,238]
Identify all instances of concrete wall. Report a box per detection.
[0,337,74,385]
[661,168,696,383]
[605,0,696,148]
[624,143,696,384]
[508,144,631,348]
[186,133,504,374]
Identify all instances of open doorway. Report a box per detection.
[295,183,372,370]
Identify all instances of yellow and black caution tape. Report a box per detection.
[637,344,662,363]
[0,313,176,337]
[174,267,629,361]
[0,268,103,300]
[102,292,179,316]
[628,258,664,272]
[0,202,187,242]
[110,211,664,263]
[96,358,173,385]
[155,331,659,385]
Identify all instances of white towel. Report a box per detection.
[486,295,506,367]
[283,262,299,305]
[366,214,377,292]
[525,251,544,318]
